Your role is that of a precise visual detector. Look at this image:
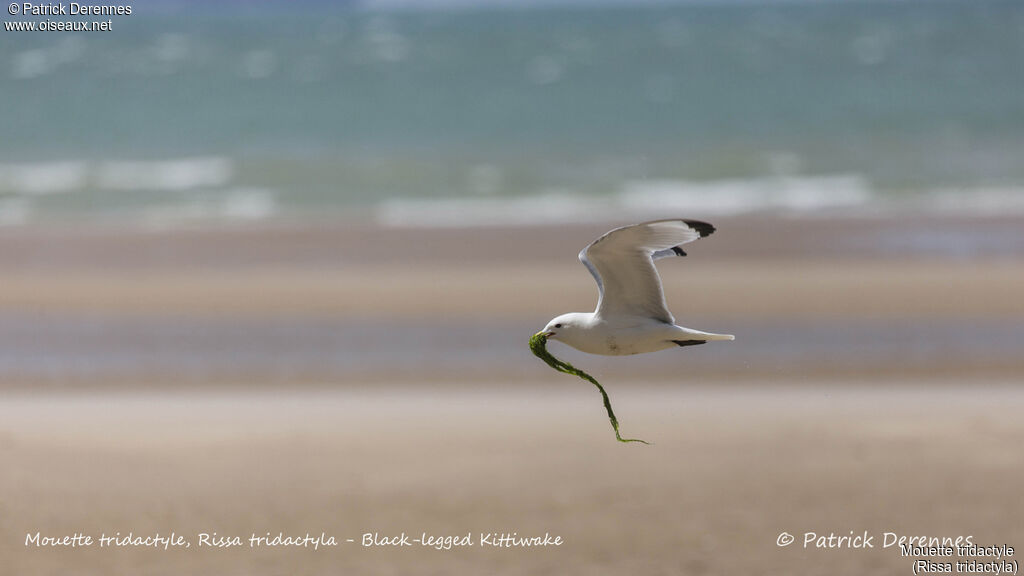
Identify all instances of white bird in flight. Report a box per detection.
[538,219,734,355]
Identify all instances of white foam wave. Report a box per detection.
[913,187,1024,216]
[96,157,233,191]
[136,188,277,230]
[221,189,277,221]
[619,174,872,215]
[376,176,1024,228]
[0,161,88,195]
[0,157,233,195]
[376,175,876,228]
[376,189,608,228]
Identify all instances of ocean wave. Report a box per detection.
[96,157,233,191]
[0,161,88,195]
[619,174,872,215]
[916,187,1024,217]
[135,188,277,230]
[0,157,233,195]
[375,189,615,228]
[376,175,876,228]
[376,176,1024,228]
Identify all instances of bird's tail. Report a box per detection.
[679,329,735,341]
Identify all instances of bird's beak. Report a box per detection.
[535,330,554,338]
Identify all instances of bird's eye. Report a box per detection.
[555,323,562,328]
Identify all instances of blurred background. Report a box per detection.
[2,1,1023,575]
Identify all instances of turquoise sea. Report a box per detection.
[2,0,1024,226]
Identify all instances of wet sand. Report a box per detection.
[1,217,1023,388]
[2,259,1024,321]
[2,216,1022,326]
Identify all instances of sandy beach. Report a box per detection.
[4,386,1023,575]
[1,216,1022,574]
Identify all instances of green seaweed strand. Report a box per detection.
[529,332,649,445]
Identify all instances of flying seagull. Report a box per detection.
[538,219,734,355]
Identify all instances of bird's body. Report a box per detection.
[539,219,734,355]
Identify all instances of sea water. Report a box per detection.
[1,0,1023,226]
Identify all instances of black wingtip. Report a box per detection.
[671,246,687,257]
[683,220,716,238]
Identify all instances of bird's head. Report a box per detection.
[538,313,589,343]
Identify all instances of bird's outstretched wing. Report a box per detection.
[578,219,715,324]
